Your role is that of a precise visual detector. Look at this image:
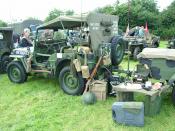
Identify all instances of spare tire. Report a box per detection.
[111,36,125,65]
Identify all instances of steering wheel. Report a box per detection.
[47,43,61,54]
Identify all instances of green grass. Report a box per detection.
[0,41,175,131]
[159,41,168,48]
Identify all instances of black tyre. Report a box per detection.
[1,55,10,73]
[152,39,159,48]
[133,47,141,60]
[59,66,85,95]
[172,87,175,105]
[111,36,125,65]
[7,61,27,83]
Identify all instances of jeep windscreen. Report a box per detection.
[35,29,67,63]
[0,32,3,40]
[0,32,4,49]
[0,32,10,49]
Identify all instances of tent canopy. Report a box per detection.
[37,14,87,30]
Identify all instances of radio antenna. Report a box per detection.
[128,0,130,24]
[81,0,83,28]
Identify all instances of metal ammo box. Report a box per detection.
[112,102,144,127]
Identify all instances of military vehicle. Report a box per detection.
[7,13,125,95]
[0,27,13,73]
[124,26,160,60]
[167,37,175,49]
[138,48,175,105]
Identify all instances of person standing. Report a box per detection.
[20,28,33,47]
[138,26,145,38]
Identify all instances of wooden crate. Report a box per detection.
[89,80,107,100]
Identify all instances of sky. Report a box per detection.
[0,0,174,23]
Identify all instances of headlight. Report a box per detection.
[129,41,132,45]
[170,42,174,45]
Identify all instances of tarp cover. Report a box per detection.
[37,13,119,54]
[87,13,119,53]
[137,48,175,60]
[37,14,87,30]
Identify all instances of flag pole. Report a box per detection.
[127,0,131,77]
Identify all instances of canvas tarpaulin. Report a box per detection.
[138,48,175,60]
[87,13,119,54]
[37,14,87,30]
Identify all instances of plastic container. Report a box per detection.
[112,102,144,127]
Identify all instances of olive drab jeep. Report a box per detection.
[7,13,125,95]
[124,26,160,60]
[0,27,13,73]
[167,36,175,49]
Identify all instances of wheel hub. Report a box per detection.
[64,73,78,89]
[11,67,20,79]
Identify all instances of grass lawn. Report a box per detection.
[0,41,175,131]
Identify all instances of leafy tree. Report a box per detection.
[45,9,63,22]
[159,0,175,39]
[96,0,160,34]
[161,1,175,27]
[26,17,39,20]
[96,5,114,14]
[45,9,75,22]
[65,10,74,16]
[0,20,7,27]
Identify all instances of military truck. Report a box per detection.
[0,27,13,73]
[7,13,125,95]
[124,27,160,60]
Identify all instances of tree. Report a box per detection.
[65,10,74,16]
[96,5,114,14]
[45,9,75,22]
[96,0,160,33]
[26,17,39,20]
[159,0,175,39]
[45,9,63,22]
[0,20,7,27]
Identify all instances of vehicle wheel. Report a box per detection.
[172,87,175,105]
[133,47,141,60]
[152,41,159,48]
[7,61,27,83]
[1,55,10,73]
[59,66,85,95]
[111,36,125,65]
[152,39,159,48]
